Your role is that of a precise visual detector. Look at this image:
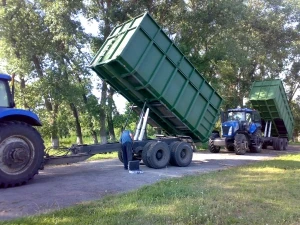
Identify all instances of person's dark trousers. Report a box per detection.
[121,142,133,169]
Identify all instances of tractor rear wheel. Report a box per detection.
[208,133,221,153]
[234,134,247,155]
[0,122,44,188]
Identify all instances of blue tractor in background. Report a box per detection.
[0,73,44,187]
[208,108,263,155]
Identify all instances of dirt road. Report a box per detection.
[1,147,299,221]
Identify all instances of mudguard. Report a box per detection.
[249,123,262,134]
[0,108,42,126]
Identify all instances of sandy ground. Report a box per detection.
[0,146,299,221]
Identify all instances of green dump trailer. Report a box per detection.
[89,12,222,168]
[249,79,294,150]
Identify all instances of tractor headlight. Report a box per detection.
[228,126,232,135]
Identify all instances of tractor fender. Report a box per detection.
[0,108,42,126]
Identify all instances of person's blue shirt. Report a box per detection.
[120,130,133,144]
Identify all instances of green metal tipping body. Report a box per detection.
[249,80,294,139]
[90,13,222,142]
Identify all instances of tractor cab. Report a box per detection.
[221,108,261,137]
[0,73,14,108]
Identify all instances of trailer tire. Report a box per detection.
[262,143,268,149]
[278,138,283,151]
[169,142,193,167]
[234,134,247,155]
[209,133,221,153]
[283,138,288,150]
[146,141,170,169]
[0,122,44,188]
[142,141,155,168]
[169,141,179,165]
[273,137,283,150]
[272,138,278,150]
[118,150,123,163]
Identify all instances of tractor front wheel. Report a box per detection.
[234,134,248,155]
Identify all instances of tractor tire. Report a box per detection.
[142,141,155,168]
[169,142,193,167]
[0,122,45,188]
[208,133,221,153]
[146,141,170,169]
[250,130,262,153]
[225,143,235,152]
[234,133,247,155]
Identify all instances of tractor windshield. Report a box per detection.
[0,80,9,107]
[227,111,245,121]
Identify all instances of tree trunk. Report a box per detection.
[75,74,98,144]
[107,87,116,141]
[70,103,83,145]
[32,54,60,147]
[19,76,29,109]
[51,103,60,149]
[99,81,108,144]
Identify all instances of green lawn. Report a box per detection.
[2,153,300,225]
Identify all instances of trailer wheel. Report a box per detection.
[146,142,170,169]
[169,141,179,166]
[209,133,221,153]
[262,143,268,149]
[142,141,155,167]
[0,122,44,188]
[118,150,123,163]
[272,138,278,150]
[169,141,193,167]
[278,138,283,151]
[273,137,283,150]
[283,138,288,150]
[234,134,247,155]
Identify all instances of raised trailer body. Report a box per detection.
[249,80,294,150]
[81,12,222,168]
[90,12,222,143]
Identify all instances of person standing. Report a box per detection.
[120,130,133,170]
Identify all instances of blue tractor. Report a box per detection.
[0,73,44,187]
[208,108,263,155]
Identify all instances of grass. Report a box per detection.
[2,153,300,225]
[289,142,300,146]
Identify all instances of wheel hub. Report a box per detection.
[3,142,30,169]
[180,149,186,158]
[156,150,163,160]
